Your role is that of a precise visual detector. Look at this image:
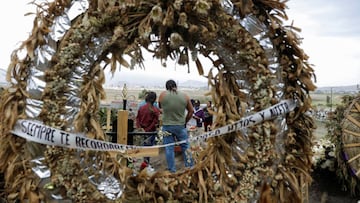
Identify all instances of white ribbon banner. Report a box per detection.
[11,99,296,152]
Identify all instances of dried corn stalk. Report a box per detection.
[0,0,316,202]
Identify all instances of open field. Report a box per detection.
[103,88,354,109]
[310,92,344,107]
[102,88,210,104]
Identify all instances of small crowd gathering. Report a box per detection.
[131,79,214,173]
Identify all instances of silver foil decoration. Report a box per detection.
[220,1,288,201]
[30,157,50,179]
[89,173,123,200]
[221,0,234,15]
[49,0,89,41]
[26,0,89,120]
[25,98,44,118]
[25,0,122,200]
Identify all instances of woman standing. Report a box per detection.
[136,91,161,167]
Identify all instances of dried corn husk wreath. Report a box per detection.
[329,95,360,195]
[0,0,316,202]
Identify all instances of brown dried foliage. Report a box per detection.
[0,0,316,202]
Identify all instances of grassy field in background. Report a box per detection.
[103,88,210,104]
[103,88,348,108]
[310,92,343,107]
[103,89,354,139]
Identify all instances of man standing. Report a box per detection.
[158,79,194,173]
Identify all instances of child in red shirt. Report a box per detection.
[136,91,160,166]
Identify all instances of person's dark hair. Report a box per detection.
[165,79,177,93]
[194,99,200,106]
[145,91,157,104]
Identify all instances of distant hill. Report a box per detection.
[2,68,356,94]
[178,80,208,88]
[315,85,359,94]
[104,71,208,89]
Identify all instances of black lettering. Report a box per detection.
[20,121,27,133]
[45,128,51,141]
[281,103,287,113]
[65,134,70,145]
[84,138,89,148]
[243,119,249,127]
[50,130,55,142]
[34,125,41,138]
[276,105,282,114]
[238,120,244,128]
[24,122,32,135]
[284,102,289,111]
[204,132,209,139]
[259,112,265,121]
[44,128,52,140]
[75,136,82,147]
[28,123,36,136]
[80,137,87,148]
[228,123,237,132]
[39,126,47,139]
[60,132,70,145]
[248,116,256,124]
[270,108,278,117]
[90,140,97,149]
[97,141,103,150]
[44,129,54,142]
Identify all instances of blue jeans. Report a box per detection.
[162,125,194,173]
[143,134,156,163]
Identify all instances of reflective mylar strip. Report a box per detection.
[158,99,297,148]
[11,119,130,152]
[11,99,296,152]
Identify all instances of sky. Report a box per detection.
[0,0,359,87]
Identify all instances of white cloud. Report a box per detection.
[0,2,34,70]
[1,1,358,87]
[286,0,360,86]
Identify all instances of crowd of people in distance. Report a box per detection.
[133,79,214,173]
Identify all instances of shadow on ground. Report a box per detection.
[309,168,359,203]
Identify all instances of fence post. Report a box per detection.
[106,108,111,132]
[117,110,128,166]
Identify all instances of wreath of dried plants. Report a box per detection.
[328,95,360,196]
[0,0,316,202]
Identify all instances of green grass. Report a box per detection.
[310,93,346,109]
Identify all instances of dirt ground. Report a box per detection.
[309,168,359,203]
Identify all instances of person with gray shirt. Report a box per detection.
[158,79,194,173]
